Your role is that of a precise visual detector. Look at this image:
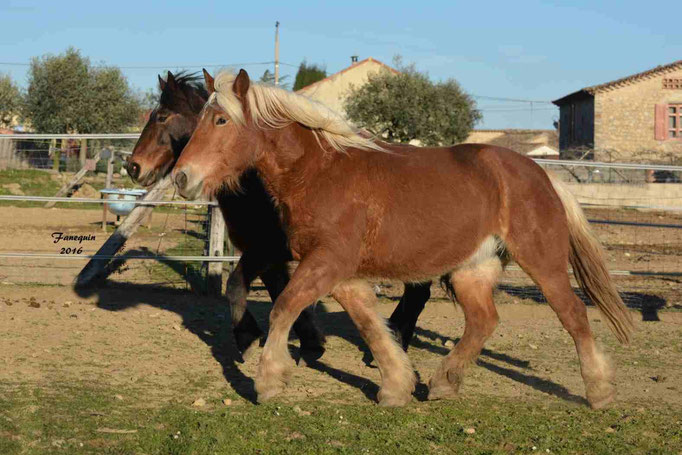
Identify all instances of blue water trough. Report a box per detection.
[99,188,148,216]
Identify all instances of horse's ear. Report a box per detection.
[158,74,166,91]
[233,69,250,100]
[166,71,177,91]
[202,68,215,95]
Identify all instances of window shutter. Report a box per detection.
[654,104,667,140]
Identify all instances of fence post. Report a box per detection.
[206,202,225,296]
[79,138,87,167]
[50,138,57,171]
[101,148,114,231]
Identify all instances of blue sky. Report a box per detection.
[1,0,679,130]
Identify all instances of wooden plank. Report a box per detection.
[206,203,226,296]
[74,177,173,288]
[44,150,102,208]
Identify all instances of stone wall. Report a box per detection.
[565,182,682,209]
[594,68,682,162]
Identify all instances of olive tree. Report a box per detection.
[344,60,480,146]
[24,47,142,133]
[0,73,23,128]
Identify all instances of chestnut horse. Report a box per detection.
[172,69,633,407]
[127,71,431,360]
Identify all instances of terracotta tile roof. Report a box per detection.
[296,57,400,93]
[553,60,682,106]
[464,129,558,155]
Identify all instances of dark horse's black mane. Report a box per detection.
[159,71,209,110]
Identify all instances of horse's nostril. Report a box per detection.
[128,161,141,181]
[175,171,188,190]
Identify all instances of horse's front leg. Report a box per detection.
[259,262,326,362]
[255,251,343,403]
[225,251,267,360]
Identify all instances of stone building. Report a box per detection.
[553,60,682,162]
[296,56,399,115]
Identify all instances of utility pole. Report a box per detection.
[274,21,280,86]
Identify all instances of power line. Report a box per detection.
[1,59,553,101]
[472,95,553,104]
[0,60,299,69]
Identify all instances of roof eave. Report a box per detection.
[552,89,594,106]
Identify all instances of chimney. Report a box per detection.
[351,55,359,65]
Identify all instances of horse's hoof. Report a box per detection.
[586,382,615,409]
[427,384,458,401]
[377,390,411,407]
[256,387,283,404]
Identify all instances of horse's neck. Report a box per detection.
[254,125,328,203]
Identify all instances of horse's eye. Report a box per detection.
[157,115,168,123]
[216,117,227,126]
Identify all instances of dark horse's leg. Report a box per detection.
[225,252,265,359]
[388,282,432,351]
[259,262,326,362]
[226,252,326,361]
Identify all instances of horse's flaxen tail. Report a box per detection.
[548,174,634,344]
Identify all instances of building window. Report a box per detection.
[668,105,682,138]
[663,78,682,89]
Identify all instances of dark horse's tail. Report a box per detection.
[548,174,634,344]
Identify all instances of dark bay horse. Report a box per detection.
[172,69,633,408]
[127,71,431,360]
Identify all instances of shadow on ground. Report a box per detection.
[73,252,592,406]
[496,284,668,322]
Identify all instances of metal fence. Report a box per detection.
[0,134,680,308]
[0,134,138,172]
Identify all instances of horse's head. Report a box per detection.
[173,69,261,199]
[127,70,210,187]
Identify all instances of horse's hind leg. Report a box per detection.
[333,279,416,406]
[260,262,326,362]
[428,258,501,400]
[388,281,432,351]
[508,237,614,408]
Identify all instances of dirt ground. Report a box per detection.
[1,282,681,410]
[0,204,680,406]
[0,206,203,287]
[0,205,681,453]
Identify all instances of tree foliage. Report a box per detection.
[0,73,22,128]
[23,47,142,133]
[344,60,481,146]
[259,69,290,89]
[292,61,326,91]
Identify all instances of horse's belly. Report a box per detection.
[357,212,495,281]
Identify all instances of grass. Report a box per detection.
[0,169,194,214]
[0,381,680,454]
[0,169,61,207]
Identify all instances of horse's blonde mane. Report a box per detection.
[210,71,385,153]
